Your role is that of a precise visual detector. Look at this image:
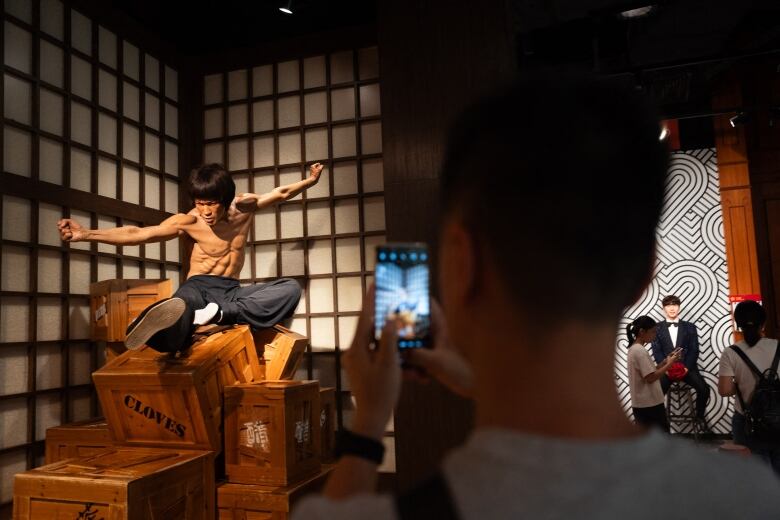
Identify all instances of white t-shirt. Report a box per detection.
[292,428,780,519]
[719,337,780,414]
[627,343,664,408]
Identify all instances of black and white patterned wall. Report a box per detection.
[615,148,734,434]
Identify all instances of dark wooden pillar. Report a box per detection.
[377,0,516,490]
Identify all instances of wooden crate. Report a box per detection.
[217,465,333,520]
[225,381,321,486]
[13,447,214,519]
[44,418,114,464]
[252,325,308,380]
[90,278,173,342]
[319,388,336,463]
[93,325,261,452]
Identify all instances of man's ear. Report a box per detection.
[440,218,477,306]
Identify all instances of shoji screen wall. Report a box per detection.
[202,47,391,469]
[0,0,181,514]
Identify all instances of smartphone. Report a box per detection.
[374,243,431,349]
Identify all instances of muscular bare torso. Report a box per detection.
[183,204,253,279]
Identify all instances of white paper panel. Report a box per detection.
[228,69,247,100]
[99,26,117,67]
[281,242,304,276]
[277,60,300,93]
[69,299,91,340]
[97,214,116,254]
[364,235,385,271]
[4,22,32,74]
[336,237,361,272]
[339,315,360,349]
[38,250,62,293]
[253,208,276,241]
[289,317,307,336]
[359,83,381,117]
[36,394,62,441]
[332,124,356,158]
[204,73,223,104]
[334,199,359,234]
[0,297,29,342]
[165,141,178,175]
[277,95,300,128]
[122,164,140,204]
[40,40,64,87]
[67,343,92,386]
[304,92,327,125]
[310,317,335,350]
[165,178,179,213]
[146,262,162,279]
[238,251,251,280]
[204,107,223,139]
[276,168,299,196]
[280,205,303,239]
[252,136,274,168]
[98,113,117,154]
[165,103,178,137]
[145,132,160,169]
[145,241,160,260]
[3,125,31,177]
[165,236,179,263]
[69,389,92,421]
[0,346,28,395]
[145,54,160,90]
[306,201,331,236]
[144,171,160,209]
[39,138,64,185]
[294,286,307,315]
[3,195,32,242]
[334,162,358,196]
[362,159,384,192]
[306,165,330,198]
[71,55,92,100]
[5,0,32,22]
[123,41,139,80]
[0,451,27,503]
[37,203,62,247]
[227,104,247,136]
[228,139,248,171]
[363,196,385,232]
[253,65,273,96]
[68,209,91,251]
[96,158,117,198]
[330,51,354,84]
[252,100,273,132]
[254,169,276,194]
[68,253,90,294]
[254,244,277,278]
[36,343,62,390]
[39,88,63,136]
[145,94,160,130]
[4,74,31,125]
[69,147,91,191]
[278,132,301,165]
[204,142,223,164]
[338,277,363,312]
[359,47,380,80]
[121,123,140,163]
[166,266,180,288]
[331,87,355,120]
[361,121,383,154]
[123,81,140,120]
[309,278,334,313]
[40,0,64,39]
[1,246,30,292]
[71,9,91,55]
[37,298,63,341]
[308,240,332,275]
[97,256,117,282]
[303,55,326,88]
[0,399,28,448]
[97,69,117,111]
[305,128,328,162]
[165,65,178,100]
[70,101,92,145]
[123,259,140,277]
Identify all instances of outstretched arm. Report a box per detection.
[235,162,323,212]
[58,213,195,245]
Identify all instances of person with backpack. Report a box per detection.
[718,300,780,474]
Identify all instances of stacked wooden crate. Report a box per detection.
[13,279,337,519]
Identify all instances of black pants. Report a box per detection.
[633,404,669,433]
[660,368,711,419]
[146,275,301,353]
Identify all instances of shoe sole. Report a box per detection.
[125,298,186,350]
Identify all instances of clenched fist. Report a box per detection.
[308,162,324,183]
[57,218,86,242]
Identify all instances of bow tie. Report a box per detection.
[667,322,678,328]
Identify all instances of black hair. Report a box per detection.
[188,163,236,209]
[626,316,657,346]
[440,75,668,321]
[734,300,766,347]
[662,295,681,306]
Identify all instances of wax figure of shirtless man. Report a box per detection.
[58,162,323,353]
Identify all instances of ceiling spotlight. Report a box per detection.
[729,112,749,128]
[279,0,293,14]
[659,126,668,141]
[620,5,657,19]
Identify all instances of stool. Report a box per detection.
[666,381,704,441]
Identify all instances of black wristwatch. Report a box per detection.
[335,429,385,464]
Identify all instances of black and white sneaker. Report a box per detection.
[125,297,186,350]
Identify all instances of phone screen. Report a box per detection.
[374,244,431,349]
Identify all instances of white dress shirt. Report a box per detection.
[667,318,680,347]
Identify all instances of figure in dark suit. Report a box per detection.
[651,295,711,426]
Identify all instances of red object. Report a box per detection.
[668,362,688,381]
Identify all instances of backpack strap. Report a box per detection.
[728,345,764,379]
[769,342,780,375]
[395,471,459,520]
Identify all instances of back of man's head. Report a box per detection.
[441,76,668,322]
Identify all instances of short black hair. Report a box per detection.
[188,163,235,208]
[662,295,681,306]
[441,76,668,320]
